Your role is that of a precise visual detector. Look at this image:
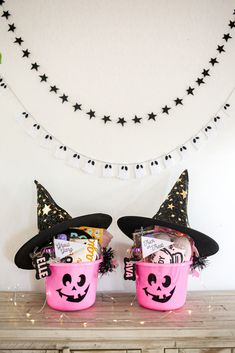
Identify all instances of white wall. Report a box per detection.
[0,0,235,292]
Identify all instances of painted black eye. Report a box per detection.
[162,275,171,288]
[148,273,156,285]
[62,273,72,286]
[77,274,86,287]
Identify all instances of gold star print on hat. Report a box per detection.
[153,170,189,227]
[34,180,72,231]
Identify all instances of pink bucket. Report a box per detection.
[136,261,191,310]
[45,259,101,311]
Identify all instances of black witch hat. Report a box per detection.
[15,181,112,269]
[117,170,219,257]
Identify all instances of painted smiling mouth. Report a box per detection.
[56,285,90,302]
[143,286,176,303]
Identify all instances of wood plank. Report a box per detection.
[178,348,232,353]
[71,351,127,353]
[0,351,58,353]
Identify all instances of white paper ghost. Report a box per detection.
[135,164,147,178]
[178,145,189,160]
[0,77,7,95]
[103,164,114,177]
[55,145,68,160]
[191,131,206,150]
[15,111,29,125]
[203,121,216,138]
[118,165,130,179]
[40,134,54,149]
[149,160,162,175]
[163,153,175,168]
[212,115,222,127]
[83,159,96,174]
[67,153,81,168]
[27,123,41,138]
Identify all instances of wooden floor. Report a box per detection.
[0,291,235,352]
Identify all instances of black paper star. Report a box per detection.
[186,86,195,95]
[102,115,111,124]
[73,103,82,111]
[50,85,59,93]
[196,77,205,86]
[174,97,183,106]
[202,69,210,77]
[209,57,219,66]
[223,33,232,41]
[217,45,225,53]
[8,23,16,32]
[86,109,95,119]
[132,115,142,123]
[2,10,11,19]
[117,117,126,126]
[31,62,40,71]
[228,20,235,29]
[39,74,48,82]
[162,105,171,114]
[60,94,68,103]
[0,0,5,6]
[14,37,24,46]
[148,112,157,121]
[22,49,30,58]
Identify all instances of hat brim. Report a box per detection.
[15,213,112,269]
[117,216,219,258]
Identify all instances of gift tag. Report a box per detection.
[141,236,171,258]
[124,257,136,281]
[34,253,51,280]
[53,238,86,259]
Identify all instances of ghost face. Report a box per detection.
[46,261,101,311]
[56,273,90,302]
[136,261,191,310]
[143,272,176,303]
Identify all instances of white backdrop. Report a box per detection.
[0,0,235,292]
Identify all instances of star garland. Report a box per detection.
[1,1,235,127]
[0,74,234,179]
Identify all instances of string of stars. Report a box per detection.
[1,1,235,126]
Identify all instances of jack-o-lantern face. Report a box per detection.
[56,273,90,302]
[143,273,176,303]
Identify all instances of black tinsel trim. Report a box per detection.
[191,256,209,271]
[99,247,115,275]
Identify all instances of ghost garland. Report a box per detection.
[0,73,234,179]
[1,1,235,127]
